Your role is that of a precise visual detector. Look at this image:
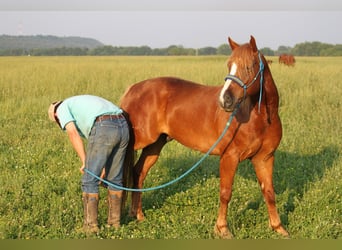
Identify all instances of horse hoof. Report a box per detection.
[137,212,145,221]
[275,226,290,238]
[214,224,233,239]
[128,208,137,218]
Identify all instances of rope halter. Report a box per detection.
[224,52,265,113]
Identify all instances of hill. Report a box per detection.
[0,35,103,50]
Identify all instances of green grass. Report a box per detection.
[0,56,341,239]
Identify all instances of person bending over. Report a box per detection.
[48,95,129,233]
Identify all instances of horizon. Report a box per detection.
[0,34,340,51]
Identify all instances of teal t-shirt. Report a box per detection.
[56,95,123,138]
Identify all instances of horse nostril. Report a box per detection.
[224,93,233,106]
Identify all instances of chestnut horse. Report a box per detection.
[120,36,289,238]
[279,53,295,66]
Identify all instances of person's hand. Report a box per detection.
[100,168,106,179]
[80,164,85,174]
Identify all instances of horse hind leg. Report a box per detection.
[251,155,289,238]
[130,134,168,221]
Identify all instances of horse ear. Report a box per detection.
[250,35,258,52]
[228,37,240,50]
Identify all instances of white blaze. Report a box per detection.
[219,63,237,105]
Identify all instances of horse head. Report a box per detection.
[219,36,265,113]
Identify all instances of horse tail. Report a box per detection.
[121,111,135,213]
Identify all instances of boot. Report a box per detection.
[107,190,123,229]
[82,193,99,234]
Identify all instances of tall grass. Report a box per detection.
[0,56,340,239]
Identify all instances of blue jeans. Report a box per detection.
[82,117,129,193]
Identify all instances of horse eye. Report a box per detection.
[247,62,256,72]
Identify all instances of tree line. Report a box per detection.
[0,41,341,56]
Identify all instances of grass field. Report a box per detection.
[0,55,341,239]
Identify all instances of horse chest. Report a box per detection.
[233,118,271,160]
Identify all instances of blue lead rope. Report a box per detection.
[84,106,239,192]
[257,53,264,113]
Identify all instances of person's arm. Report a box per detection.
[65,122,86,174]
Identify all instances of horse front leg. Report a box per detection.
[251,154,289,238]
[130,135,168,221]
[215,154,238,239]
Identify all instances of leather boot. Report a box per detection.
[82,193,99,234]
[107,190,123,229]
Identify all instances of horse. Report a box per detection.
[120,36,289,239]
[279,54,295,66]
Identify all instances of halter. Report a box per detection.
[224,52,265,113]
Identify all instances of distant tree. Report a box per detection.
[260,47,275,56]
[198,47,217,55]
[151,48,168,55]
[277,45,292,55]
[186,48,196,55]
[320,44,342,56]
[89,45,116,55]
[292,41,335,56]
[135,46,152,55]
[166,45,180,55]
[217,44,231,55]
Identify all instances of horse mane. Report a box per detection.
[260,53,280,122]
[237,52,279,123]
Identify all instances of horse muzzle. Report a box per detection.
[220,91,240,112]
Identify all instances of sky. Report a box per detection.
[1,0,341,50]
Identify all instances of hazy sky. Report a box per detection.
[1,0,341,49]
